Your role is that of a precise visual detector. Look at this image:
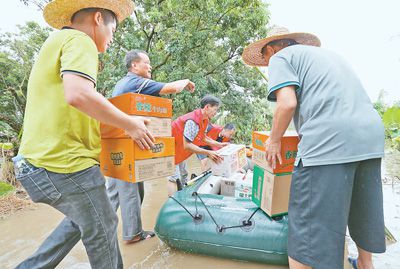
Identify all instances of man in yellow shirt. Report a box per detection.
[13,1,153,268]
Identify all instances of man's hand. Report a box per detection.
[265,138,282,169]
[63,73,155,150]
[219,142,230,148]
[125,117,155,150]
[160,79,195,95]
[207,150,224,163]
[264,85,297,169]
[174,79,195,93]
[184,80,195,93]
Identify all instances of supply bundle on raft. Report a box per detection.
[154,172,289,265]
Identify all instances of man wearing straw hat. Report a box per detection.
[12,1,153,268]
[243,26,386,269]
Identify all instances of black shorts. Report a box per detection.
[288,158,386,269]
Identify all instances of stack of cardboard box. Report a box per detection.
[210,144,248,198]
[251,131,299,217]
[220,171,253,198]
[210,144,247,177]
[100,93,175,183]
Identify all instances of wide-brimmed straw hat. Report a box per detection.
[43,0,135,29]
[242,26,321,67]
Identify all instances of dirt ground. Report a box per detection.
[0,190,33,219]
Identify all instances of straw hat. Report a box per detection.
[242,26,321,67]
[43,0,135,29]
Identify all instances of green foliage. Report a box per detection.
[5,1,272,146]
[383,106,400,127]
[99,0,272,143]
[383,106,400,150]
[373,89,388,117]
[0,22,52,147]
[373,89,400,151]
[0,143,14,150]
[0,181,14,196]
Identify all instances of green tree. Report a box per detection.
[14,0,273,145]
[99,0,272,144]
[0,22,52,145]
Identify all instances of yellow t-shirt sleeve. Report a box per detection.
[60,33,98,85]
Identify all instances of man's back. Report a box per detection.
[268,45,384,166]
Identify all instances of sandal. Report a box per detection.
[348,257,358,269]
[124,230,155,244]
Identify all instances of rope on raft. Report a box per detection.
[169,192,261,233]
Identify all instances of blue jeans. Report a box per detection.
[14,158,122,269]
[106,178,144,240]
[168,161,188,184]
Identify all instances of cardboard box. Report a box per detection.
[252,165,292,217]
[220,178,236,196]
[252,131,299,174]
[100,137,175,182]
[234,171,253,199]
[134,157,175,182]
[108,92,172,118]
[220,172,245,197]
[210,144,246,177]
[101,116,172,138]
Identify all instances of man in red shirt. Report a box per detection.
[169,95,227,194]
[196,123,236,171]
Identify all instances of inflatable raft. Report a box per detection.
[154,172,289,265]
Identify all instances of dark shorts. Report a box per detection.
[288,158,386,269]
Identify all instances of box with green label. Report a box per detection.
[252,165,292,217]
[252,130,299,174]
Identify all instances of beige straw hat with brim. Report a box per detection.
[43,0,135,29]
[242,26,321,67]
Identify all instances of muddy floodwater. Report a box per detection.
[1,153,399,268]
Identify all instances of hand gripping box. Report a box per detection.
[101,93,173,138]
[210,144,246,177]
[252,165,292,217]
[252,131,299,174]
[101,116,172,138]
[100,137,175,183]
[108,92,172,117]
